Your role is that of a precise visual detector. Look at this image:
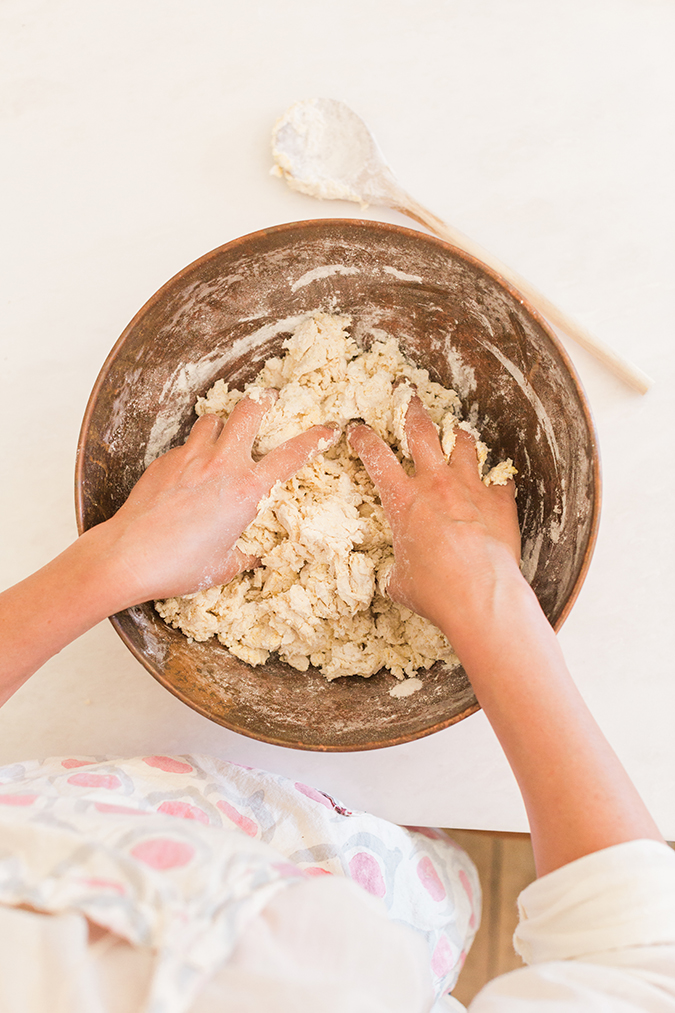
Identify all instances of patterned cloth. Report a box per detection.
[0,755,480,1012]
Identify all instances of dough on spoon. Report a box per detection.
[155,313,515,684]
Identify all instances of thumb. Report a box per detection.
[254,422,341,490]
[214,547,261,587]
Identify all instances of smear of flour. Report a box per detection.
[389,677,423,698]
[144,314,309,466]
[103,368,143,444]
[144,354,235,466]
[291,264,360,293]
[126,606,168,663]
[481,339,562,478]
[383,266,423,284]
[444,348,477,400]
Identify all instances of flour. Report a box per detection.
[271,100,367,205]
[155,313,515,684]
[290,264,361,293]
[270,97,392,208]
[389,677,424,699]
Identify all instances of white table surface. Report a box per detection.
[1,0,673,833]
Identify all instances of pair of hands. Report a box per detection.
[84,396,669,882]
[107,389,520,632]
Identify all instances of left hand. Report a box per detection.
[99,390,340,604]
[347,394,520,634]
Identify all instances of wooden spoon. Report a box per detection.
[272,98,653,394]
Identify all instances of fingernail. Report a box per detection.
[261,387,279,404]
[247,386,279,404]
[346,419,366,441]
[322,421,342,431]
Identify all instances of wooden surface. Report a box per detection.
[447,830,536,1006]
[448,831,675,1005]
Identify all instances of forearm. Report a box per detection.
[349,407,661,876]
[0,408,339,708]
[438,556,663,877]
[0,524,131,706]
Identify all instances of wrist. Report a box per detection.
[431,545,538,660]
[0,525,143,705]
[74,519,150,615]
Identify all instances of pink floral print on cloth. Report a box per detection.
[0,755,480,1010]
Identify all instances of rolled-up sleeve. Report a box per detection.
[469,840,675,1011]
[515,840,675,964]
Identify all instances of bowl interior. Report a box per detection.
[77,219,599,750]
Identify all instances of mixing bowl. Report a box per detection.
[76,219,600,751]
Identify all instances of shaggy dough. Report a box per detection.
[155,313,515,683]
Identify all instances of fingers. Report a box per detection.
[404,394,446,471]
[216,389,278,459]
[185,413,224,448]
[495,475,518,499]
[255,423,341,490]
[447,427,486,484]
[217,547,261,586]
[347,423,407,504]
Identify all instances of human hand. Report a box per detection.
[348,395,521,636]
[351,399,666,880]
[98,390,340,605]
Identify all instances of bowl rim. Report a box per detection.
[75,217,602,749]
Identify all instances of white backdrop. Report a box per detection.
[1,0,673,832]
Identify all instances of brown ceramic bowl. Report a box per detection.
[76,219,600,751]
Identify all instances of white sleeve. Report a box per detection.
[469,840,675,1012]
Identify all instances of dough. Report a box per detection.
[155,313,515,684]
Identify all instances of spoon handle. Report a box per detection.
[392,194,654,394]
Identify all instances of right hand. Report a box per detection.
[353,398,666,882]
[99,390,340,605]
[348,395,522,634]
